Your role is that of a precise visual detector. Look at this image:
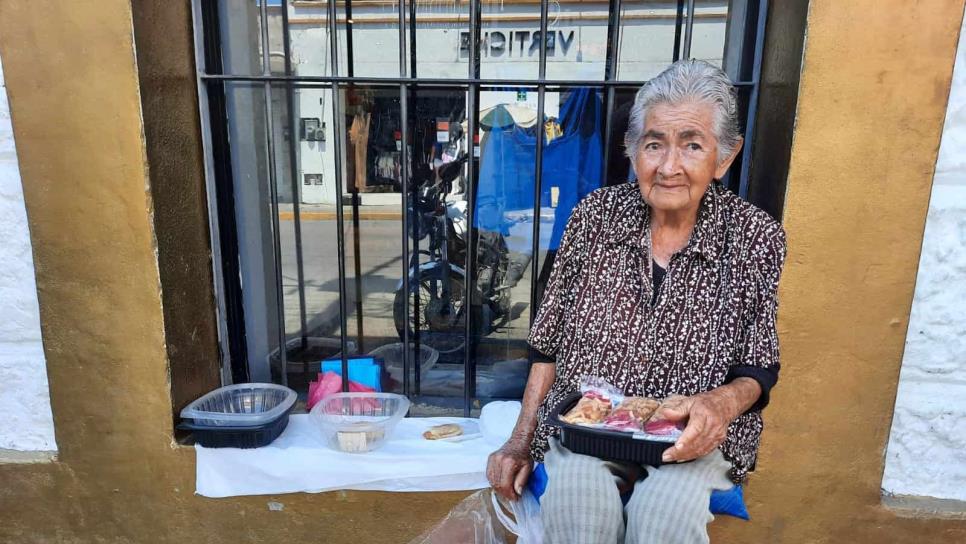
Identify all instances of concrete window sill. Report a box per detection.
[882,494,966,520]
[0,448,57,464]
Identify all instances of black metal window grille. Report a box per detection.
[191,0,770,416]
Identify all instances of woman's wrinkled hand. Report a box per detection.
[655,389,741,463]
[486,437,533,501]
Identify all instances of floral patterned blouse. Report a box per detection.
[528,181,787,483]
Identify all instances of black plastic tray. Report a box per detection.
[178,408,292,449]
[549,392,679,467]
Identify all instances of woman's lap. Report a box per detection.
[541,439,732,544]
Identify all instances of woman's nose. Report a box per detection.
[658,148,681,178]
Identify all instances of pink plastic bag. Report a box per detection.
[306,371,377,410]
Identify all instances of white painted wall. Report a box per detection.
[0,55,57,454]
[882,15,966,502]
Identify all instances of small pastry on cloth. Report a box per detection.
[423,423,463,440]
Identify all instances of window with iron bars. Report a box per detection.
[191,0,771,416]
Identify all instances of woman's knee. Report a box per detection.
[624,485,714,537]
[541,480,625,544]
[541,441,626,543]
[623,457,730,544]
[541,449,624,516]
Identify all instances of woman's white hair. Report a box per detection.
[624,59,741,163]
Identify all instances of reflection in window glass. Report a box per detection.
[397,88,471,413]
[222,82,273,383]
[681,1,729,67]
[215,0,268,75]
[480,0,541,80]
[617,0,729,81]
[467,87,606,406]
[219,82,309,384]
[413,0,469,78]
[200,0,765,410]
[477,1,606,81]
[267,84,344,393]
[284,0,336,77]
[284,0,405,78]
[340,2,404,77]
[339,86,406,376]
[544,2,607,80]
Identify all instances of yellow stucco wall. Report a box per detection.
[1,0,965,542]
[711,0,966,541]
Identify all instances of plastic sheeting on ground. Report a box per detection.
[408,489,512,544]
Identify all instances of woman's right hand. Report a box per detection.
[485,361,555,501]
[486,437,533,501]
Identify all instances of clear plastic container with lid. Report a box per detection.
[309,392,410,453]
[180,383,297,427]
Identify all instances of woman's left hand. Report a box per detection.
[655,384,751,463]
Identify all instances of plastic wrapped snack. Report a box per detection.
[579,376,625,401]
[559,377,686,442]
[602,397,662,432]
[558,376,627,424]
[559,391,612,425]
[643,418,683,437]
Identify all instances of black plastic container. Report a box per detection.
[549,392,679,466]
[178,407,292,449]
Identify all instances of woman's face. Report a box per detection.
[632,101,740,213]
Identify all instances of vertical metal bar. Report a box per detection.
[463,0,483,416]
[529,82,546,312]
[405,0,421,396]
[603,0,622,82]
[350,199,364,352]
[328,0,351,392]
[281,1,309,352]
[528,0,551,339]
[673,0,685,62]
[600,0,622,187]
[192,0,237,385]
[397,0,408,77]
[399,85,412,399]
[537,0,549,79]
[722,0,751,80]
[738,0,768,199]
[260,0,290,387]
[398,0,411,397]
[683,0,696,60]
[346,0,355,77]
[408,0,418,78]
[345,0,365,358]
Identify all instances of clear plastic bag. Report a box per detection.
[565,376,685,440]
[409,489,510,544]
[578,375,625,405]
[491,489,545,544]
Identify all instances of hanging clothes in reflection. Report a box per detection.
[348,112,371,192]
[475,87,604,251]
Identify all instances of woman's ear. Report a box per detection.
[628,146,644,182]
[714,137,744,180]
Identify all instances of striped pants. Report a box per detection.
[541,439,733,544]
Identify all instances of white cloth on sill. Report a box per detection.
[194,415,497,498]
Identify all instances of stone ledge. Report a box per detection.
[0,448,56,464]
[882,493,966,520]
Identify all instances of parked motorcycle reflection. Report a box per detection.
[393,155,515,356]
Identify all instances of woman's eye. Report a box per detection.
[686,143,702,151]
[644,142,661,150]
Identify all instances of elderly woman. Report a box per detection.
[486,60,786,543]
